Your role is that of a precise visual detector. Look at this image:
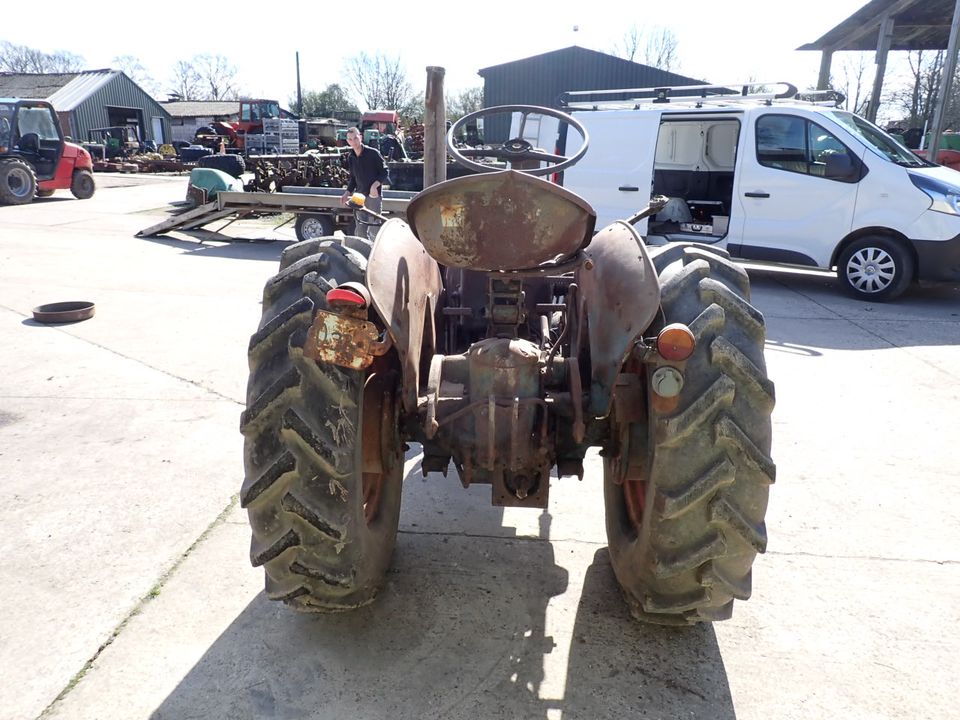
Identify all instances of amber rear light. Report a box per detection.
[656,323,696,361]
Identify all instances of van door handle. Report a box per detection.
[618,185,639,191]
[744,192,770,198]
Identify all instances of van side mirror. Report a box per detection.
[825,153,858,181]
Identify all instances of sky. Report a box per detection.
[4,0,895,107]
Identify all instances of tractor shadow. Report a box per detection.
[150,449,734,719]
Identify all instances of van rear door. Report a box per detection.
[564,109,663,229]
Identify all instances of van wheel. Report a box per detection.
[837,236,913,301]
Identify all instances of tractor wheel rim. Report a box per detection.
[7,167,32,198]
[361,373,396,526]
[624,478,646,530]
[846,247,895,293]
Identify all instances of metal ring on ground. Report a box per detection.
[32,301,96,324]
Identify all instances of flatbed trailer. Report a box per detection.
[136,186,414,239]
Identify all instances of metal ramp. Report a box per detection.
[137,188,415,238]
[136,202,238,237]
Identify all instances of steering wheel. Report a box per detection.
[446,104,589,177]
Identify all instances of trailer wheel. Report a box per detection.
[240,240,404,611]
[0,159,37,204]
[604,243,775,624]
[295,213,335,241]
[70,169,95,200]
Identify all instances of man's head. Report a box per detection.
[346,127,362,152]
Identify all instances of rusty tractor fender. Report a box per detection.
[366,218,443,413]
[577,220,661,418]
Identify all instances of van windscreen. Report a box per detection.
[826,111,928,167]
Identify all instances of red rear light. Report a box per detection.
[326,287,367,308]
[656,323,696,361]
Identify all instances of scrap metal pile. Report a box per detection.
[244,152,350,193]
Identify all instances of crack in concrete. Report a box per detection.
[35,495,240,720]
[766,549,958,565]
[398,528,603,545]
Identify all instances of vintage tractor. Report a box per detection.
[0,98,95,204]
[240,105,775,625]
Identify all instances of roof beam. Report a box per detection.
[928,0,960,158]
[826,0,924,51]
[867,13,896,121]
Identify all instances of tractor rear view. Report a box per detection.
[0,99,95,204]
[239,104,775,625]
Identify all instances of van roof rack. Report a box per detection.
[560,82,845,110]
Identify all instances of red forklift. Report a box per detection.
[0,98,95,204]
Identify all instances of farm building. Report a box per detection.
[0,69,170,145]
[161,101,241,144]
[478,46,705,140]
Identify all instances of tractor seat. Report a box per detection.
[17,132,40,155]
[406,170,597,271]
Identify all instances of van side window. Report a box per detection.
[756,115,859,181]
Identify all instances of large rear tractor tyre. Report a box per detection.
[605,244,775,625]
[240,238,403,611]
[70,169,95,200]
[0,159,37,204]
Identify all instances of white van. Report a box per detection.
[557,83,960,301]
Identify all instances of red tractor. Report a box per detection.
[0,99,95,204]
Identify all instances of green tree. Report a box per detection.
[297,84,359,117]
[446,86,483,121]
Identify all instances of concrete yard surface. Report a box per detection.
[0,174,958,720]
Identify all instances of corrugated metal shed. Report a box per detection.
[478,46,705,141]
[0,69,171,144]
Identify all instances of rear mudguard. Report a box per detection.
[366,218,443,413]
[577,221,661,418]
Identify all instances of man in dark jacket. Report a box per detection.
[341,127,390,240]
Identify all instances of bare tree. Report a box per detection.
[168,60,201,101]
[834,52,872,116]
[166,55,240,101]
[0,41,84,73]
[614,26,680,71]
[194,54,240,101]
[446,86,483,121]
[113,55,161,96]
[344,52,422,120]
[887,50,946,130]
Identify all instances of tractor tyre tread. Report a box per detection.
[605,243,775,625]
[240,238,401,611]
[0,158,37,204]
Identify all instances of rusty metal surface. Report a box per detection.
[367,218,443,412]
[406,170,596,271]
[578,220,661,418]
[304,309,381,370]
